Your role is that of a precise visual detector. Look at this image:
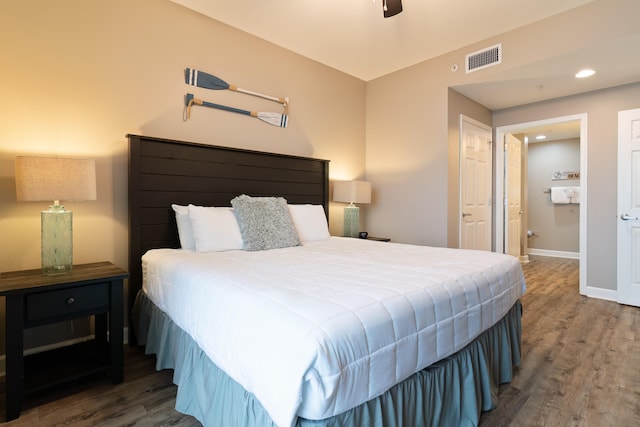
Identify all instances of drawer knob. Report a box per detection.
[66,297,76,305]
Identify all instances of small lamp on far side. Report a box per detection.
[15,156,97,275]
[333,180,371,238]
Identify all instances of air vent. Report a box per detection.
[466,43,502,73]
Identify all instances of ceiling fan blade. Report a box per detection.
[383,0,403,18]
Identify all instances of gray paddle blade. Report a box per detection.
[184,68,229,90]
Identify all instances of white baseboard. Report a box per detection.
[527,248,580,259]
[582,285,617,302]
[0,327,129,377]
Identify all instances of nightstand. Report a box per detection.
[362,236,391,242]
[0,261,128,421]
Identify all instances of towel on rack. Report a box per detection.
[569,186,580,204]
[550,186,580,204]
[551,187,571,204]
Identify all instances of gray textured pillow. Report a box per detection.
[231,195,301,251]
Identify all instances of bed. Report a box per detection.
[128,134,526,427]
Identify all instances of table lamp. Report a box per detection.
[15,156,97,275]
[333,180,371,237]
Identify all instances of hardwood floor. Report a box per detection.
[1,345,200,426]
[480,256,640,426]
[2,255,639,426]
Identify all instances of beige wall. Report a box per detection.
[0,0,366,271]
[0,0,365,353]
[366,0,638,294]
[494,82,640,291]
[1,0,639,355]
[366,59,451,246]
[527,138,581,253]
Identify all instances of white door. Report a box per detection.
[617,108,640,306]
[505,134,522,257]
[460,116,492,251]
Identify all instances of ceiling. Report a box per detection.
[171,0,640,112]
[510,120,582,143]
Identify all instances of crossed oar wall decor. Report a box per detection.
[183,68,289,128]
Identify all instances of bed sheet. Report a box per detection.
[142,237,526,427]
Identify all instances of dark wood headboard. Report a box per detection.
[127,134,329,334]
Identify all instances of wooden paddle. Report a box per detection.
[185,68,289,111]
[184,93,288,128]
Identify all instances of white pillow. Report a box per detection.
[171,204,195,250]
[188,204,244,252]
[288,204,330,242]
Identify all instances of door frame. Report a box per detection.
[495,113,587,295]
[504,133,523,259]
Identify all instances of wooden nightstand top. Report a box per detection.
[362,236,391,242]
[0,262,128,295]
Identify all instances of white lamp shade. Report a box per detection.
[333,180,371,204]
[15,156,97,202]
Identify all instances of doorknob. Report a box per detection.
[462,212,472,218]
[620,213,639,221]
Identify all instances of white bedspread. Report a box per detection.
[142,237,526,427]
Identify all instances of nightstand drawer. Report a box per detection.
[26,283,109,322]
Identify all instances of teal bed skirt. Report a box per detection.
[133,291,522,427]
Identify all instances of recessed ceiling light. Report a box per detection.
[535,135,547,140]
[575,69,596,78]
